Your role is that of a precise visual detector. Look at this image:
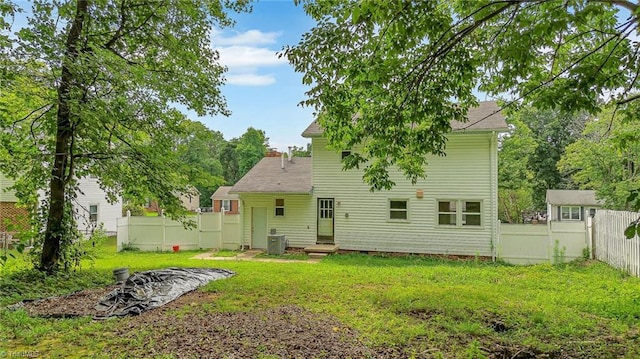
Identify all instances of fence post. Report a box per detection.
[196,208,202,249]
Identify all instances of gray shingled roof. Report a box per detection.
[210,186,239,200]
[546,190,602,206]
[230,157,313,194]
[301,101,508,137]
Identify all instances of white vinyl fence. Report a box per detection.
[117,212,241,252]
[593,210,640,277]
[497,221,588,265]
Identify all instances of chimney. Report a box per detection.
[287,146,293,162]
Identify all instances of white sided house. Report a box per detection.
[74,177,123,234]
[230,101,508,256]
[546,189,602,222]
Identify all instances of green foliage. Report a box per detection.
[559,107,640,210]
[286,1,637,190]
[0,0,250,272]
[552,240,567,265]
[236,127,269,179]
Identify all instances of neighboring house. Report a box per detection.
[230,101,508,255]
[180,186,200,212]
[1,174,121,235]
[74,177,123,234]
[210,186,240,215]
[546,190,602,222]
[144,186,201,213]
[0,173,29,233]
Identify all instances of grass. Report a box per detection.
[2,237,640,358]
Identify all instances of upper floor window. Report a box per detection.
[341,150,351,160]
[275,198,285,216]
[89,204,98,223]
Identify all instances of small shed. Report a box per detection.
[211,186,240,215]
[546,190,602,222]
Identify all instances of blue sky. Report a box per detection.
[193,0,318,151]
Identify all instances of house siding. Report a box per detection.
[238,194,316,248]
[311,133,497,256]
[0,173,19,202]
[75,178,123,234]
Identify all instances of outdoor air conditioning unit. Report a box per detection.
[267,234,286,255]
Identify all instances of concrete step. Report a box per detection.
[303,244,339,253]
[307,252,329,259]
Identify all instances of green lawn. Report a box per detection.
[1,237,640,358]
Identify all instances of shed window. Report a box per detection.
[275,198,285,216]
[561,206,581,220]
[438,200,482,227]
[389,200,408,220]
[89,205,98,223]
[221,200,231,211]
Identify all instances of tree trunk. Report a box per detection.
[40,0,88,272]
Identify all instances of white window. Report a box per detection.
[438,200,482,227]
[389,200,408,220]
[561,206,581,220]
[275,198,285,216]
[89,204,98,223]
[221,200,231,211]
[438,201,457,225]
[462,201,482,226]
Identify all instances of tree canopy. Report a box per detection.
[559,106,640,209]
[285,0,640,190]
[0,0,248,272]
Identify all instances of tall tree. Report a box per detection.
[559,106,640,209]
[0,0,248,272]
[176,120,226,207]
[236,127,268,179]
[220,138,240,185]
[285,1,640,189]
[498,116,537,223]
[516,107,588,208]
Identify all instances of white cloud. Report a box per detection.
[226,73,276,86]
[214,29,282,46]
[212,29,287,87]
[217,46,286,68]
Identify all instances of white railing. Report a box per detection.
[593,210,640,277]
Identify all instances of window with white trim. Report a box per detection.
[221,199,231,211]
[438,200,482,227]
[275,198,285,216]
[389,200,408,220]
[561,206,581,220]
[462,201,482,226]
[89,204,98,223]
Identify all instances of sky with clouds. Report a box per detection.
[191,1,318,151]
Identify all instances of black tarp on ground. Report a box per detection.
[94,267,235,318]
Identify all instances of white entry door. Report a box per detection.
[317,198,334,244]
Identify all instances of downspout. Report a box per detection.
[491,131,497,262]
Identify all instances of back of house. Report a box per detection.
[231,101,508,256]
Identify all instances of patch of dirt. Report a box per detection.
[15,285,119,318]
[108,300,380,359]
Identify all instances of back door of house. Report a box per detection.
[317,198,334,244]
[252,207,267,249]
